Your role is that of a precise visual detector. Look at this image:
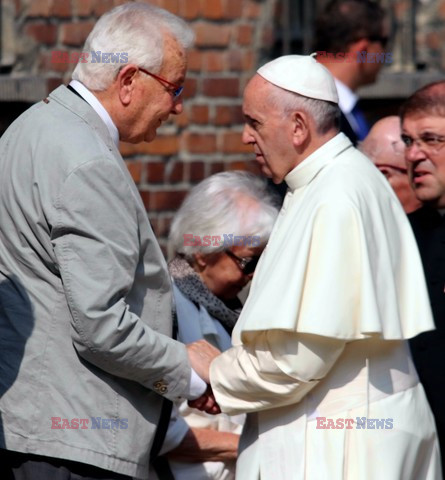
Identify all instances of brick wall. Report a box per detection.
[13,0,278,252]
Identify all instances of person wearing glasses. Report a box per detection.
[155,171,279,480]
[359,116,422,214]
[0,4,220,479]
[400,81,445,472]
[198,55,441,479]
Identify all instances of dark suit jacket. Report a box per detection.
[408,206,445,462]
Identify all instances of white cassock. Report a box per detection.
[210,133,442,480]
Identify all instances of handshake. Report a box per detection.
[186,340,222,415]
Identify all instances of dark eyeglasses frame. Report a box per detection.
[225,250,260,275]
[138,67,183,98]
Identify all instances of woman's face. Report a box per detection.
[195,245,264,300]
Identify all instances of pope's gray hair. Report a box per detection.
[72,3,194,91]
[168,171,280,260]
[267,85,340,135]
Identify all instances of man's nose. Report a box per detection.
[242,124,254,144]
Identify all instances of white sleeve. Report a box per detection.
[210,331,346,415]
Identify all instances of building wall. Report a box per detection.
[7,0,278,252]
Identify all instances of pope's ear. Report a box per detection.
[291,111,310,147]
[116,64,139,105]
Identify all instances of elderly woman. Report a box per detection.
[160,171,279,480]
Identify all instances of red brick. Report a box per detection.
[140,190,188,212]
[160,0,180,15]
[220,132,252,154]
[183,133,217,154]
[183,77,198,99]
[125,161,143,184]
[214,105,244,126]
[146,163,166,183]
[194,23,231,48]
[173,109,189,128]
[244,0,262,19]
[226,160,261,175]
[204,51,227,72]
[119,135,178,156]
[73,0,94,16]
[179,0,201,20]
[187,49,203,72]
[225,0,243,19]
[228,50,255,71]
[145,135,179,155]
[93,0,114,16]
[61,22,95,47]
[51,0,71,17]
[202,78,240,97]
[167,161,185,183]
[210,162,225,174]
[190,105,209,124]
[189,161,206,182]
[28,0,52,17]
[24,23,57,45]
[202,0,224,19]
[236,24,254,45]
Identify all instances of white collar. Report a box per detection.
[284,133,353,192]
[334,79,358,114]
[69,80,119,147]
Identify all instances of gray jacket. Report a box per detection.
[0,86,190,478]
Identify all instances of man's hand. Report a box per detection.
[186,339,221,384]
[188,386,221,415]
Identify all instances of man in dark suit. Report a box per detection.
[314,0,388,144]
[400,81,445,470]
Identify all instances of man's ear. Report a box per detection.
[116,64,139,105]
[349,38,369,55]
[291,111,310,148]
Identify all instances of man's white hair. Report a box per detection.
[168,171,280,260]
[72,3,194,91]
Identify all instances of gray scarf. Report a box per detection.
[168,255,241,334]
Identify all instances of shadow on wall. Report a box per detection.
[0,273,35,448]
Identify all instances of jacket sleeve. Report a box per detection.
[210,331,346,414]
[51,157,191,400]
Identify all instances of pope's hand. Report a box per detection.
[186,339,221,384]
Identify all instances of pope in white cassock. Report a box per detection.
[203,56,442,479]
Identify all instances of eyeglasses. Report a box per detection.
[225,250,260,275]
[401,132,445,154]
[138,67,183,98]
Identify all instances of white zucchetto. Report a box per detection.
[257,54,339,104]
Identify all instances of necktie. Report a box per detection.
[351,102,370,141]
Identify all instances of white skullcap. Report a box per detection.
[257,54,339,104]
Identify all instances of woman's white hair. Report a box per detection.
[168,171,280,260]
[72,3,194,91]
[267,84,340,135]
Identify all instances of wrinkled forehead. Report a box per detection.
[402,113,445,133]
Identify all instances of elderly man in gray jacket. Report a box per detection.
[0,3,217,479]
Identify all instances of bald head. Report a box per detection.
[360,116,405,170]
[360,116,422,213]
